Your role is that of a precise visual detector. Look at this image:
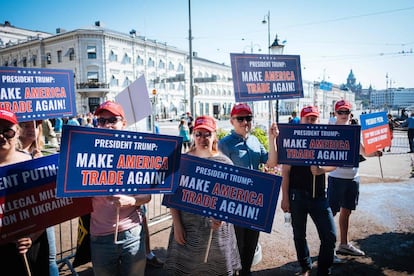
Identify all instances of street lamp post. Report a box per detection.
[262,11,285,124]
[269,35,285,123]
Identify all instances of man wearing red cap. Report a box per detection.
[281,106,337,276]
[89,101,151,276]
[218,103,279,276]
[0,108,50,276]
[328,100,382,257]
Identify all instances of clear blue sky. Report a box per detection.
[1,0,413,90]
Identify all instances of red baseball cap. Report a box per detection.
[193,115,216,132]
[335,100,352,111]
[0,108,18,125]
[231,103,252,116]
[94,101,125,118]
[300,106,320,118]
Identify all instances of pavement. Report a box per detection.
[61,149,414,276]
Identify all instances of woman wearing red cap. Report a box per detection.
[165,115,241,275]
[89,101,151,276]
[0,108,50,276]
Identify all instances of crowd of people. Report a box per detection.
[1,97,408,275]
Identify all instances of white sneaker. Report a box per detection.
[336,243,365,256]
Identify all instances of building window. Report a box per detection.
[87,46,97,59]
[109,50,118,62]
[22,57,27,67]
[177,63,184,72]
[158,59,165,69]
[168,61,174,70]
[148,57,155,67]
[57,50,62,63]
[123,53,131,64]
[68,48,75,61]
[32,55,37,66]
[110,75,119,87]
[87,71,99,82]
[3,61,8,66]
[46,53,51,64]
[12,59,17,67]
[137,55,144,65]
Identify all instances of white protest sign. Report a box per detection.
[115,75,152,126]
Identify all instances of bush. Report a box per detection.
[217,127,269,151]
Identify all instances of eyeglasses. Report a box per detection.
[336,110,351,115]
[97,117,122,126]
[0,128,16,139]
[194,132,212,139]
[233,116,253,123]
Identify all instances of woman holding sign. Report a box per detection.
[281,106,337,276]
[0,108,49,276]
[164,115,241,275]
[90,101,151,276]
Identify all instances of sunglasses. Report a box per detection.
[336,110,351,115]
[234,116,253,123]
[194,132,212,138]
[0,128,16,139]
[97,117,122,126]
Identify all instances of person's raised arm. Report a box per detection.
[266,122,279,168]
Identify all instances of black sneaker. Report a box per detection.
[147,256,164,268]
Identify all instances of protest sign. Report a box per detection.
[0,154,92,244]
[115,75,152,126]
[277,123,361,167]
[360,112,390,154]
[0,67,76,121]
[230,53,303,102]
[162,155,281,233]
[57,125,183,197]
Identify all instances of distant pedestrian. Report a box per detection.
[405,112,414,153]
[178,119,190,152]
[289,111,300,124]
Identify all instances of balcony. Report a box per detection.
[76,82,110,95]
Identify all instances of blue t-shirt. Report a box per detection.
[218,130,268,170]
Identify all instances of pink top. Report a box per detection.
[90,196,142,236]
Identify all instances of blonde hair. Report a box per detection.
[187,132,219,154]
[17,122,45,154]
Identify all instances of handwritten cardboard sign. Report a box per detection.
[0,154,92,244]
[230,53,303,102]
[162,155,282,233]
[360,112,390,154]
[277,123,361,167]
[0,67,76,121]
[56,125,183,197]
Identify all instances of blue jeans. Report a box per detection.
[90,225,146,276]
[289,190,336,275]
[46,226,60,276]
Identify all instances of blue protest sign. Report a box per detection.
[0,154,92,243]
[56,125,183,197]
[0,67,76,121]
[230,53,303,102]
[162,155,282,233]
[277,123,361,167]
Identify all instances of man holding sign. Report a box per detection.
[328,100,382,257]
[281,106,337,276]
[89,101,151,276]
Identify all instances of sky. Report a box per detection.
[1,0,413,90]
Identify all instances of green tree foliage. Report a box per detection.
[216,126,269,151]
